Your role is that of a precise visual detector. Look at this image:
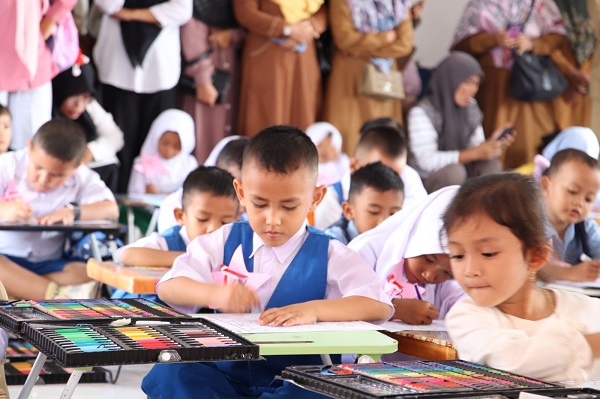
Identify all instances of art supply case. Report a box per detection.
[280,360,600,399]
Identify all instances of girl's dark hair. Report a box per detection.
[0,104,10,118]
[442,173,547,252]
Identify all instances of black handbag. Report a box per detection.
[192,0,238,29]
[508,1,567,101]
[510,50,567,101]
[178,48,231,104]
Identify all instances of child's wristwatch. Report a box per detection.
[66,202,81,221]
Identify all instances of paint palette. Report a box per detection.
[20,318,260,367]
[280,360,580,399]
[0,298,188,332]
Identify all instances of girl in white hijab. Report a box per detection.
[306,122,350,186]
[128,109,199,195]
[349,186,465,325]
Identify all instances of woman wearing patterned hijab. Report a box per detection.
[408,52,515,193]
[323,0,414,154]
[453,0,566,169]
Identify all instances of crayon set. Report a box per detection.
[0,298,188,332]
[280,361,600,399]
[21,318,259,367]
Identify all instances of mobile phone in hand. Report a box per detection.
[498,127,514,140]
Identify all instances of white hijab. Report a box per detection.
[137,109,198,194]
[306,122,350,186]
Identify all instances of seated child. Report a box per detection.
[539,149,600,282]
[116,166,239,267]
[142,125,392,399]
[0,120,119,299]
[325,162,404,245]
[349,186,465,325]
[128,109,198,195]
[306,122,350,186]
[52,53,124,192]
[314,122,427,230]
[444,173,600,383]
[0,105,11,153]
[157,136,249,233]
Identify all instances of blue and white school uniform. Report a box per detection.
[142,221,392,399]
[0,149,115,273]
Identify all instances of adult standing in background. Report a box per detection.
[323,0,414,154]
[93,0,192,192]
[549,0,596,131]
[180,19,244,163]
[587,0,600,140]
[0,0,77,150]
[233,0,327,136]
[452,0,566,169]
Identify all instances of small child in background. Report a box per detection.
[349,186,465,325]
[0,120,119,299]
[128,109,198,195]
[326,162,404,245]
[117,166,239,267]
[444,173,600,382]
[142,125,392,399]
[0,105,11,154]
[306,122,350,187]
[112,166,239,300]
[52,53,124,192]
[539,149,600,282]
[156,136,249,233]
[314,122,427,230]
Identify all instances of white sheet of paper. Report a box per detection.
[376,319,447,332]
[196,313,380,334]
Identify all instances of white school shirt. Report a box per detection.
[446,289,600,383]
[158,222,394,320]
[93,0,192,93]
[114,224,190,263]
[157,188,182,233]
[313,166,427,231]
[408,106,485,179]
[0,149,116,262]
[85,99,124,169]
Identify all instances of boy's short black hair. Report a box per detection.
[356,125,408,159]
[182,166,238,210]
[242,125,318,176]
[359,117,402,135]
[544,148,599,177]
[32,119,86,164]
[0,104,10,118]
[215,137,249,171]
[348,162,405,201]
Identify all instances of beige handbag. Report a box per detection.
[360,63,405,100]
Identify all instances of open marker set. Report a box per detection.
[4,337,107,385]
[0,299,260,368]
[281,360,600,399]
[0,298,187,332]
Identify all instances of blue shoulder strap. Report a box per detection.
[223,221,255,271]
[329,181,344,205]
[160,225,187,252]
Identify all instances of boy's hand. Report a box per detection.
[392,298,439,325]
[0,201,33,222]
[566,261,600,282]
[37,207,75,225]
[216,284,260,313]
[258,302,318,327]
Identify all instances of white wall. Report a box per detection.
[413,0,471,68]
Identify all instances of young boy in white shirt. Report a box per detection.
[142,125,392,399]
[314,123,427,230]
[0,120,119,299]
